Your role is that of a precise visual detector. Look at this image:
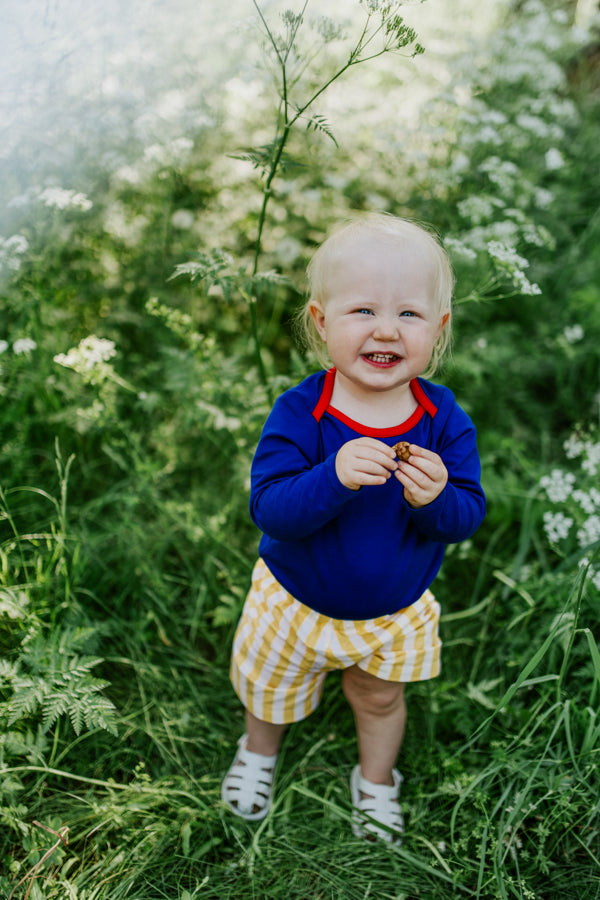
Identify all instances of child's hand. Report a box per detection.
[335,438,398,491]
[394,445,448,508]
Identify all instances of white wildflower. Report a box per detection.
[480,156,519,194]
[171,210,195,230]
[564,324,584,343]
[0,234,30,272]
[540,469,576,503]
[545,148,565,171]
[444,237,477,261]
[520,224,555,249]
[573,488,600,515]
[487,241,542,295]
[543,511,573,544]
[156,92,187,122]
[487,241,529,269]
[170,136,194,157]
[103,204,148,245]
[3,234,29,255]
[534,187,554,209]
[54,335,117,383]
[39,187,93,211]
[461,124,504,147]
[0,340,9,354]
[142,135,193,167]
[144,144,167,164]
[75,399,106,430]
[582,442,600,476]
[516,113,554,138]
[577,515,600,548]
[450,152,470,174]
[13,338,37,355]
[114,165,141,185]
[458,196,504,226]
[485,110,508,126]
[275,236,303,267]
[485,220,522,245]
[563,434,585,459]
[512,269,542,295]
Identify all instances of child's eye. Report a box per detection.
[356,308,375,316]
[400,310,417,318]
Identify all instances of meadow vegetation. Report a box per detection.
[1,1,599,897]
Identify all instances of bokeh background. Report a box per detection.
[1,2,599,898]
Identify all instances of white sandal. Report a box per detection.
[350,765,404,844]
[221,734,278,821]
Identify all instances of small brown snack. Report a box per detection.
[393,441,411,462]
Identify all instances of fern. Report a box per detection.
[167,248,235,284]
[1,627,119,737]
[251,270,294,288]
[4,675,48,725]
[40,675,117,736]
[0,588,29,620]
[303,111,338,146]
[0,726,49,765]
[0,658,19,681]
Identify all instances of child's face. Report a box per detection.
[309,234,448,400]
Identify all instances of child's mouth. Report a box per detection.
[363,352,401,367]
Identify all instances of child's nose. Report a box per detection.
[373,316,400,340]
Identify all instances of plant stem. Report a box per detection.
[248,1,422,388]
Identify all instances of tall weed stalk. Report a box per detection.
[173,0,424,392]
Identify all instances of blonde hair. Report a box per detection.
[297,213,454,378]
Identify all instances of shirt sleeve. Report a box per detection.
[249,391,358,541]
[405,401,486,543]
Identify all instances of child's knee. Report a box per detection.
[342,666,405,714]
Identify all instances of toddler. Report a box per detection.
[221,213,485,842]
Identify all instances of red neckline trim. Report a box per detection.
[311,367,336,421]
[311,367,438,437]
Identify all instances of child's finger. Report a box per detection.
[396,466,430,493]
[354,440,398,470]
[403,447,445,477]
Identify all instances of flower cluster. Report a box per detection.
[434,0,587,306]
[486,241,542,296]
[54,335,117,384]
[0,337,37,355]
[39,187,93,211]
[539,432,600,591]
[0,234,29,274]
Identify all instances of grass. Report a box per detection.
[1,420,598,900]
[4,600,598,900]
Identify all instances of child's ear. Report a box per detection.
[308,301,327,341]
[437,312,450,338]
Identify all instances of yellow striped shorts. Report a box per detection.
[230,559,441,725]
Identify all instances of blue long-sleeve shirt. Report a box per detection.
[250,368,485,620]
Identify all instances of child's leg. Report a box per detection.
[342,665,406,842]
[342,664,406,784]
[246,709,287,756]
[222,711,286,821]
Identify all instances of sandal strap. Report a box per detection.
[222,734,277,821]
[351,766,404,842]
